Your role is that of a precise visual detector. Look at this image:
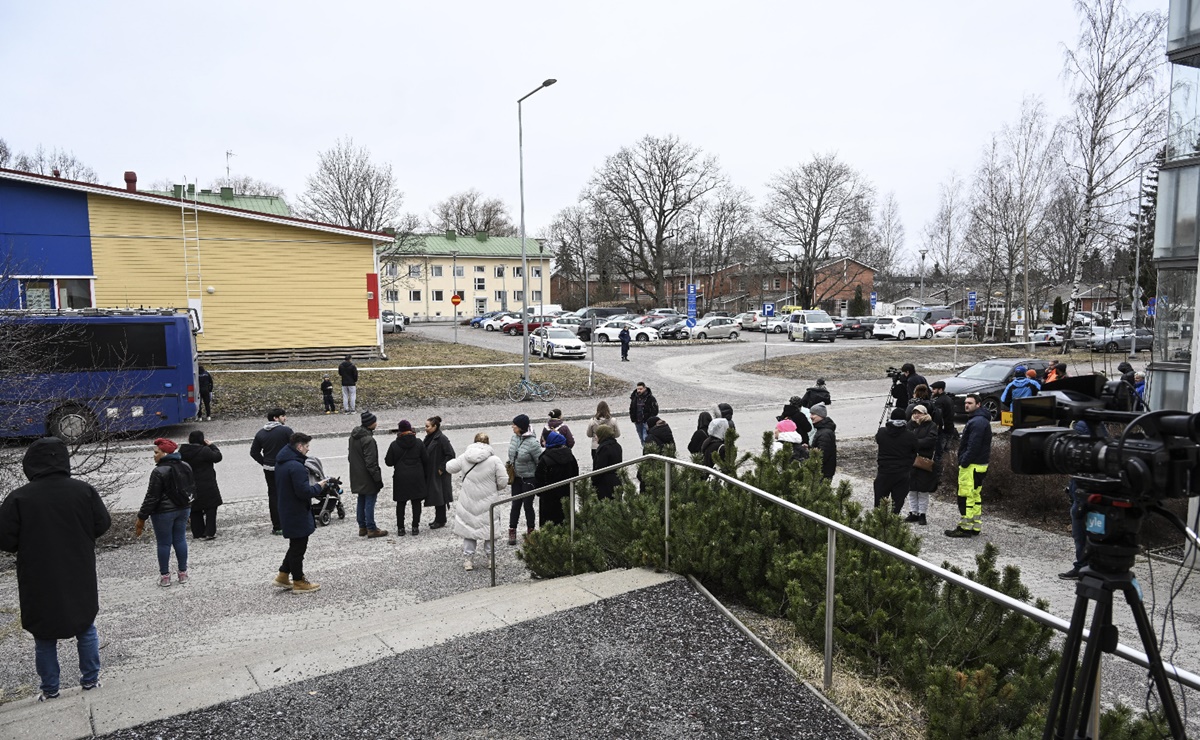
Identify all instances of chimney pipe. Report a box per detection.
[52,169,61,178]
[123,171,137,192]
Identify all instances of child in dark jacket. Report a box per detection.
[320,375,336,414]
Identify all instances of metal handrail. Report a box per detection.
[486,452,1200,694]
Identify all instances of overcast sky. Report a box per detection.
[0,1,1166,266]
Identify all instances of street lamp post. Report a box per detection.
[451,250,459,344]
[518,77,557,382]
[538,241,546,311]
[919,248,927,306]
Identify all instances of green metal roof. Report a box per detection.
[142,188,292,217]
[403,233,546,258]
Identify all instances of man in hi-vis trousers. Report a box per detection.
[946,393,990,538]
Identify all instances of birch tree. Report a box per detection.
[297,137,403,232]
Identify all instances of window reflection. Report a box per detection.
[1154,268,1196,363]
[1168,66,1200,160]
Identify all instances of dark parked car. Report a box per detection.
[837,316,874,339]
[659,318,691,340]
[938,357,1050,421]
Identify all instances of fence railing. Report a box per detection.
[487,453,1200,697]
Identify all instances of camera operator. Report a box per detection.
[928,381,957,462]
[946,393,990,538]
[894,364,926,408]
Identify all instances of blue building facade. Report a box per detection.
[0,177,95,309]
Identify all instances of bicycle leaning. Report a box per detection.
[507,376,557,403]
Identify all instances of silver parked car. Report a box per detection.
[1087,328,1154,353]
[684,316,740,340]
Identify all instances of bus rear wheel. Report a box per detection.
[49,406,95,444]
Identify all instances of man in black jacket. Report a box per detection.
[799,378,832,409]
[349,411,387,538]
[809,404,837,480]
[338,355,359,413]
[628,382,659,443]
[947,393,991,538]
[250,408,293,535]
[874,408,917,513]
[0,437,111,701]
[902,363,927,402]
[929,381,957,462]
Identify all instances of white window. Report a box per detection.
[513,266,524,278]
[532,290,543,302]
[532,266,542,278]
[774,279,781,289]
[514,290,524,302]
[454,266,465,277]
[432,290,444,301]
[385,289,399,302]
[431,265,443,277]
[409,265,421,278]
[409,290,421,302]
[475,278,486,291]
[494,291,506,302]
[495,266,505,278]
[384,263,398,277]
[454,290,465,300]
[474,265,485,274]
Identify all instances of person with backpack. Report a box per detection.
[799,379,832,409]
[135,438,196,587]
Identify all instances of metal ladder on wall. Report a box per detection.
[180,180,204,332]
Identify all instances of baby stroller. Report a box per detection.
[304,456,346,526]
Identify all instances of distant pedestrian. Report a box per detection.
[507,414,542,542]
[1134,372,1146,404]
[905,404,939,526]
[321,375,336,414]
[535,431,578,526]
[712,402,736,430]
[1044,360,1066,385]
[348,411,387,539]
[385,420,431,536]
[1118,361,1136,388]
[136,438,195,587]
[947,393,991,538]
[619,326,631,361]
[772,418,809,463]
[928,381,956,463]
[540,408,576,448]
[338,355,358,413]
[424,416,456,529]
[250,408,293,536]
[799,378,832,409]
[687,411,713,456]
[592,424,623,499]
[448,433,508,571]
[778,396,814,444]
[809,404,837,480]
[643,417,674,450]
[197,365,214,421]
[902,364,927,405]
[700,417,729,470]
[0,437,111,701]
[629,382,659,442]
[273,433,331,593]
[585,401,621,466]
[873,408,917,514]
[180,430,223,540]
[1000,366,1040,410]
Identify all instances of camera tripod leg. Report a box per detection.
[1045,592,1092,739]
[1122,581,1187,739]
[1062,590,1113,737]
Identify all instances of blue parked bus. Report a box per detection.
[0,309,199,442]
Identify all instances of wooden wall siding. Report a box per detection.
[87,195,379,351]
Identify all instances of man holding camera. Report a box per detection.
[947,393,990,538]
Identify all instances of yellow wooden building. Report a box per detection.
[0,169,392,359]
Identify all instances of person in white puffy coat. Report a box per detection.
[447,434,509,571]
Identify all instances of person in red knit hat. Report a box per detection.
[135,438,195,587]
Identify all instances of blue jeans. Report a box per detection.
[1068,480,1088,570]
[634,421,648,443]
[356,494,378,529]
[34,623,99,693]
[150,508,190,575]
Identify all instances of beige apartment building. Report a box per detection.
[379,231,553,320]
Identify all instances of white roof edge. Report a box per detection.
[1,170,393,244]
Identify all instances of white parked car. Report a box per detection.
[550,316,584,334]
[481,312,521,332]
[594,320,658,342]
[683,316,740,340]
[1029,325,1066,346]
[872,315,935,340]
[934,324,974,339]
[529,327,587,359]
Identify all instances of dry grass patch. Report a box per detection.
[207,333,626,419]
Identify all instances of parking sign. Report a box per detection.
[869,291,877,310]
[968,291,977,311]
[762,302,775,318]
[687,283,697,320]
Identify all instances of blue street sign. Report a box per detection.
[1146,297,1157,317]
[968,291,977,311]
[686,283,697,320]
[762,302,775,318]
[685,317,697,328]
[869,291,877,309]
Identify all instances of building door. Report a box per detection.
[475,297,487,316]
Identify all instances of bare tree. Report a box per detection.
[761,152,875,307]
[296,138,403,232]
[429,189,518,237]
[922,173,969,285]
[586,135,725,305]
[1062,0,1167,302]
[5,143,98,183]
[0,139,11,169]
[212,175,287,199]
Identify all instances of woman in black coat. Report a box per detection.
[905,405,940,526]
[385,420,432,535]
[534,431,579,525]
[592,425,622,500]
[180,430,223,540]
[687,412,712,455]
[423,416,456,529]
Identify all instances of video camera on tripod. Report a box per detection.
[1007,373,1200,738]
[879,367,907,426]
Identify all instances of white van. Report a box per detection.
[787,310,837,342]
[526,304,563,315]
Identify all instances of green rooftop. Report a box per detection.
[143,185,292,217]
[396,231,546,258]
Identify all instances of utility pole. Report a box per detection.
[1023,225,1031,349]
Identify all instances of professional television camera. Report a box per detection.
[879,367,906,426]
[1008,373,1199,738]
